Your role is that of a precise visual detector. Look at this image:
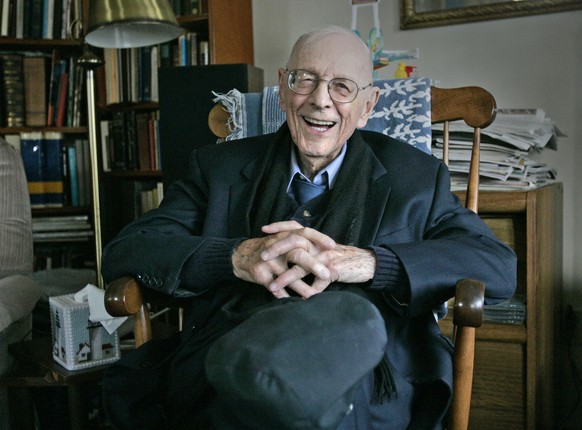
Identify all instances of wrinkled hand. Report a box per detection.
[232,221,335,298]
[232,221,377,299]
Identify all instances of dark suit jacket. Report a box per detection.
[102,126,516,429]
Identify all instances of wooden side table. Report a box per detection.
[0,337,113,430]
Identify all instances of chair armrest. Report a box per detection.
[453,278,485,328]
[104,277,189,348]
[448,278,485,430]
[105,276,152,347]
[104,276,144,317]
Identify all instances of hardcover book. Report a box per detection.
[23,55,47,126]
[20,131,45,207]
[0,53,25,127]
[41,131,65,207]
[20,131,65,207]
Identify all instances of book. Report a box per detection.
[66,56,76,126]
[29,0,43,38]
[135,111,151,171]
[109,110,127,169]
[138,46,152,101]
[1,0,10,37]
[100,119,111,172]
[22,54,47,126]
[46,49,62,126]
[124,109,138,169]
[43,0,55,39]
[20,131,45,207]
[66,142,79,206]
[72,62,85,126]
[55,63,69,126]
[42,131,65,207]
[14,0,24,38]
[74,138,89,206]
[0,53,25,127]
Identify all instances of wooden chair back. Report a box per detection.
[431,85,496,430]
[105,84,497,430]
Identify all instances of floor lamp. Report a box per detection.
[81,0,182,288]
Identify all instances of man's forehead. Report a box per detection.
[290,35,371,80]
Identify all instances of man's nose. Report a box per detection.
[309,80,333,107]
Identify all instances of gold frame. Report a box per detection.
[400,0,582,30]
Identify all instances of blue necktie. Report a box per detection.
[291,174,327,204]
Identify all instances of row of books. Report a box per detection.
[100,110,161,173]
[0,0,83,40]
[101,33,209,106]
[174,31,209,67]
[0,50,86,128]
[7,131,92,208]
[432,108,560,190]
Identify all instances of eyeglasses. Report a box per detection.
[286,69,372,104]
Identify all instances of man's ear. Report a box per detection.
[356,86,380,129]
[278,68,287,110]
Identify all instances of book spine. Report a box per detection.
[66,56,75,126]
[20,131,45,207]
[0,53,25,127]
[55,64,69,127]
[135,112,151,171]
[124,110,138,170]
[46,49,62,126]
[1,0,10,37]
[110,110,127,169]
[100,119,111,172]
[42,131,65,207]
[29,0,43,38]
[66,142,79,206]
[23,55,47,126]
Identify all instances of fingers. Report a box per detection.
[269,277,326,299]
[260,228,335,262]
[261,220,303,234]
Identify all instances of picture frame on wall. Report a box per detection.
[400,0,582,30]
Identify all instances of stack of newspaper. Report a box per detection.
[432,108,561,190]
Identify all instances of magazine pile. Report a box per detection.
[432,108,562,190]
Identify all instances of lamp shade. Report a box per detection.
[85,0,182,49]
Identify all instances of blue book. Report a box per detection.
[20,132,45,207]
[42,131,65,207]
[67,144,79,207]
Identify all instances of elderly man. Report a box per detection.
[102,25,516,429]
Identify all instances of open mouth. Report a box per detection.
[303,116,336,131]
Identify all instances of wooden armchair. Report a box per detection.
[104,83,497,430]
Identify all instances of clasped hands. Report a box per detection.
[232,220,376,298]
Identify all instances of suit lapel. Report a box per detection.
[360,156,391,246]
[228,158,260,237]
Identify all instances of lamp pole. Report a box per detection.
[77,48,104,289]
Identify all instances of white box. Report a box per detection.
[49,293,121,370]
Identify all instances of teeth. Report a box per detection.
[305,117,334,126]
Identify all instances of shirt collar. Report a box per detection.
[286,143,347,193]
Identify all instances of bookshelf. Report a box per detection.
[97,0,255,245]
[442,184,563,429]
[0,0,96,270]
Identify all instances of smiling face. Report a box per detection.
[278,27,380,178]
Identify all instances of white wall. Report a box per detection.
[252,0,582,310]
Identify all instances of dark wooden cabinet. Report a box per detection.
[441,183,563,429]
